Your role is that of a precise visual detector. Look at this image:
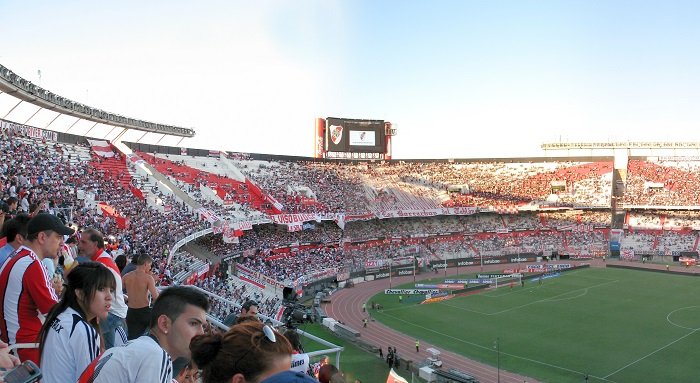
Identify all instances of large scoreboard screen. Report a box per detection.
[326,117,386,154]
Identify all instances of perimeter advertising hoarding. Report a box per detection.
[326,117,385,153]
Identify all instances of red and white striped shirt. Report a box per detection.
[0,246,58,346]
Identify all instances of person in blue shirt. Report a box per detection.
[0,213,30,267]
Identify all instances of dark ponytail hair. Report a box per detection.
[38,262,116,359]
[191,321,293,383]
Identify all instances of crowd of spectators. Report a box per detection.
[236,159,370,214]
[195,274,281,320]
[6,128,700,382]
[156,156,614,216]
[624,160,700,206]
[0,133,208,285]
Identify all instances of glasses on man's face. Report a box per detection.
[232,325,277,373]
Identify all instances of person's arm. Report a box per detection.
[148,275,159,301]
[26,261,59,314]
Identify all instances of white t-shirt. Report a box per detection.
[41,307,100,383]
[77,335,172,383]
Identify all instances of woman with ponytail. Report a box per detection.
[38,262,115,383]
[190,321,293,383]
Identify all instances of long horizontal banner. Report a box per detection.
[364,256,414,269]
[1,119,58,141]
[372,206,479,219]
[385,289,440,295]
[415,283,465,289]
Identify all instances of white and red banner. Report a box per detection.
[386,369,408,383]
[0,119,58,141]
[621,249,635,260]
[197,208,223,224]
[87,139,115,158]
[222,225,240,243]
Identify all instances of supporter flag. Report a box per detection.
[97,202,128,229]
[386,368,408,383]
[222,225,240,244]
[87,139,115,157]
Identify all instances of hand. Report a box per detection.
[52,274,64,296]
[0,341,20,370]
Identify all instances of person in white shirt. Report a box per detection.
[77,286,210,383]
[38,262,115,383]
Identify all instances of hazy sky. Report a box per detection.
[2,1,700,159]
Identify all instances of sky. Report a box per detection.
[2,0,700,159]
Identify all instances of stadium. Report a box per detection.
[5,3,700,381]
[2,58,700,383]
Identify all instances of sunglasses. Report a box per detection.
[232,325,277,373]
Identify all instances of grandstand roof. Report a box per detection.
[0,64,195,138]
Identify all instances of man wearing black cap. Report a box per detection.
[0,213,74,364]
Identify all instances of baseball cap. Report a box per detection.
[27,213,75,236]
[260,371,318,383]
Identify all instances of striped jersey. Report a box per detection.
[0,246,58,346]
[40,307,100,383]
[77,335,172,383]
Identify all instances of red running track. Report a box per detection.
[324,262,544,383]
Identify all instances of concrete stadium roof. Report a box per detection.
[0,63,195,138]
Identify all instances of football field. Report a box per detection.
[371,267,700,382]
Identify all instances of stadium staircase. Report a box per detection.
[182,242,220,263]
[111,141,202,210]
[467,242,479,256]
[499,215,508,230]
[693,235,700,251]
[89,148,133,191]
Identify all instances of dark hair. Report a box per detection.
[114,254,127,272]
[235,315,260,325]
[82,228,105,249]
[242,300,258,311]
[191,321,293,383]
[6,197,17,206]
[150,286,210,328]
[283,329,303,353]
[318,364,340,383]
[136,253,153,266]
[0,213,30,243]
[38,262,116,359]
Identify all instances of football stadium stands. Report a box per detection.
[6,128,700,293]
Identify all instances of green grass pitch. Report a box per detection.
[370,267,700,382]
